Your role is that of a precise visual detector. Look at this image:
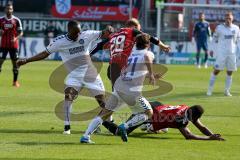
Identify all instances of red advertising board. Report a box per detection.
[51,5,139,21]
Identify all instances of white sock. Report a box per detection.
[83,116,103,138]
[63,100,72,126]
[124,113,148,129]
[225,75,232,92]
[208,73,217,91]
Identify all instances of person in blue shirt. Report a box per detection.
[193,12,212,68]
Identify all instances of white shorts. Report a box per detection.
[65,73,105,97]
[214,55,237,71]
[105,90,152,114]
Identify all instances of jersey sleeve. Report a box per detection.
[213,25,220,42]
[132,29,142,37]
[15,17,23,31]
[193,22,198,37]
[207,23,212,37]
[0,19,2,29]
[85,30,102,42]
[145,51,155,62]
[90,38,109,57]
[237,27,240,43]
[46,40,60,54]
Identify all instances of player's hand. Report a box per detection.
[16,59,28,67]
[209,51,214,57]
[11,37,18,43]
[149,74,155,86]
[161,45,171,53]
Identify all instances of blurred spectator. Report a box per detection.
[44,21,60,47]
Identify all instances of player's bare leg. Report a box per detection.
[207,69,220,96]
[224,71,233,96]
[63,87,78,134]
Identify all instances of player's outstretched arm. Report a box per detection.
[179,127,224,141]
[192,119,213,136]
[17,51,50,67]
[90,38,109,57]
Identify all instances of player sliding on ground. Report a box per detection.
[17,20,113,135]
[103,101,224,141]
[81,33,166,143]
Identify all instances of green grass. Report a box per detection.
[0,60,240,160]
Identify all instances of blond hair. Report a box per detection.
[125,18,140,28]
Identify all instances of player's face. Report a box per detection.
[225,14,233,26]
[5,5,13,16]
[69,26,81,41]
[199,14,205,21]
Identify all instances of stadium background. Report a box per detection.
[0,0,240,65]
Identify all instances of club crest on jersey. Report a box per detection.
[79,39,84,44]
[232,30,235,34]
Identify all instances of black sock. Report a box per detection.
[102,121,118,135]
[13,69,18,82]
[64,125,71,131]
[204,53,208,63]
[196,53,200,65]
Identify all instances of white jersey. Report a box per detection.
[213,23,240,55]
[123,49,155,79]
[46,30,101,77]
[115,49,155,93]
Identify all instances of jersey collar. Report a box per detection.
[65,34,74,42]
[4,15,14,20]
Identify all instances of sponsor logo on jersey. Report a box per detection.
[224,35,234,39]
[69,46,84,55]
[4,23,13,29]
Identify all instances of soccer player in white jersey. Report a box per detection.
[207,12,240,96]
[80,33,166,143]
[17,20,113,134]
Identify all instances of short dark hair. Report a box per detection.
[5,2,13,9]
[187,105,204,122]
[67,20,80,30]
[136,34,150,50]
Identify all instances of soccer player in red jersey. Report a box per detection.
[90,18,170,87]
[0,3,23,87]
[103,101,224,141]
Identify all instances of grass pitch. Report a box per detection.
[0,60,240,160]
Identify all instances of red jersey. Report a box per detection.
[151,105,189,131]
[108,28,140,69]
[0,16,22,49]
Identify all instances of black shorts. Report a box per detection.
[107,63,121,87]
[0,48,19,61]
